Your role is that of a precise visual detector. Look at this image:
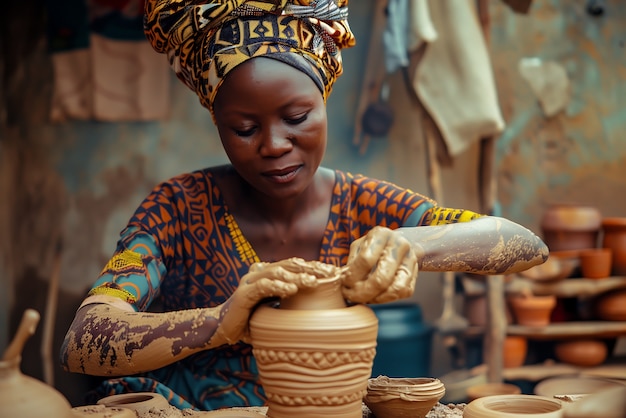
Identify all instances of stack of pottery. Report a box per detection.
[364,376,445,418]
[541,204,602,252]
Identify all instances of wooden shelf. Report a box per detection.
[507,321,626,340]
[506,276,626,298]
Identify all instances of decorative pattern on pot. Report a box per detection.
[249,271,378,418]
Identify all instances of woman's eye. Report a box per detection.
[234,127,256,137]
[285,113,308,125]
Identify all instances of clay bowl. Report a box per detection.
[466,382,522,402]
[97,392,170,415]
[364,376,445,418]
[464,394,564,418]
[508,294,557,326]
[554,339,608,367]
[534,375,625,398]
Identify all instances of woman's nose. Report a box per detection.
[259,125,293,156]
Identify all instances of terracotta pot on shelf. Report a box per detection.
[508,294,557,326]
[579,248,612,279]
[249,262,378,418]
[601,217,626,276]
[541,204,602,252]
[503,336,528,368]
[595,288,626,321]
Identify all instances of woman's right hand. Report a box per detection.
[211,257,326,345]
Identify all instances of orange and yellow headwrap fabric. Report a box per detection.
[144,0,356,116]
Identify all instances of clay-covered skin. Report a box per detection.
[402,216,548,274]
[61,259,323,376]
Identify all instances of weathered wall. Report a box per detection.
[1,0,625,406]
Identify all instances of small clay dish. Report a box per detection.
[365,376,445,418]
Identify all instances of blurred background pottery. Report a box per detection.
[508,294,557,326]
[364,376,445,418]
[464,295,513,327]
[601,217,626,276]
[541,204,602,252]
[594,289,626,321]
[554,339,608,367]
[466,382,521,402]
[534,375,626,397]
[579,248,612,279]
[519,252,579,282]
[503,336,528,368]
[463,394,564,418]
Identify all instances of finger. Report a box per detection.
[344,228,390,287]
[371,250,419,304]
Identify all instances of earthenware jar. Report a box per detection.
[541,204,601,251]
[601,217,626,276]
[595,289,626,321]
[249,274,378,418]
[0,356,74,418]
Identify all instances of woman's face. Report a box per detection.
[213,57,328,200]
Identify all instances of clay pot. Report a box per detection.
[503,336,528,368]
[595,289,626,321]
[364,376,445,418]
[601,217,626,276]
[97,392,171,415]
[0,356,74,418]
[466,383,522,402]
[508,295,557,326]
[534,376,625,397]
[464,295,513,327]
[249,272,378,418]
[541,204,602,252]
[579,248,612,279]
[554,339,608,367]
[464,394,564,418]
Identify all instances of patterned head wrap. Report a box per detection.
[144,1,356,115]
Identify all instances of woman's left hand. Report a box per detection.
[341,226,418,304]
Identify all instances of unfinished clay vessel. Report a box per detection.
[364,376,445,418]
[249,266,378,418]
[0,309,74,418]
[97,392,170,415]
[464,394,564,417]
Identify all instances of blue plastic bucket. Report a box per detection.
[370,302,434,378]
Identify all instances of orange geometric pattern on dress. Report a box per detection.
[424,207,484,226]
[225,212,260,265]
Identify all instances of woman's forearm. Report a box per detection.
[60,302,225,376]
[398,216,548,275]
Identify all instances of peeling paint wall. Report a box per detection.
[1,0,625,405]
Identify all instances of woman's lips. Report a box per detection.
[263,165,301,183]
